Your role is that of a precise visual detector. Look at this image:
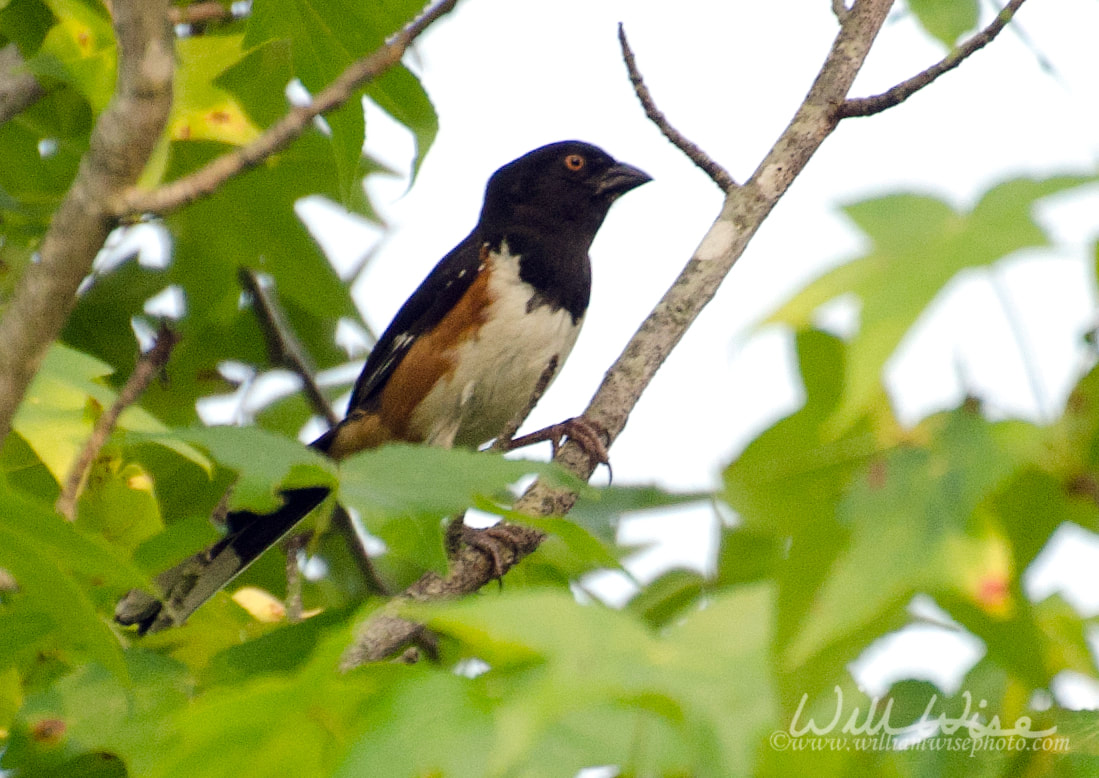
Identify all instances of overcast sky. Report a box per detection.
[296,0,1099,697]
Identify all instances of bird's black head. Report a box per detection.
[478,141,651,247]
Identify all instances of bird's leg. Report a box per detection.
[504,416,612,475]
[446,513,542,579]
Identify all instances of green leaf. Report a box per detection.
[201,605,360,688]
[991,468,1098,570]
[1048,360,1099,479]
[724,329,883,536]
[338,445,566,573]
[788,407,1034,668]
[243,0,437,200]
[0,490,130,680]
[367,64,438,181]
[3,651,191,776]
[944,593,1097,690]
[0,87,89,245]
[766,176,1097,431]
[0,481,147,591]
[170,34,261,147]
[569,483,710,544]
[714,526,785,588]
[215,38,295,128]
[334,668,496,778]
[627,568,706,628]
[12,343,210,485]
[0,0,55,55]
[144,632,372,778]
[908,0,979,48]
[415,585,778,776]
[62,258,168,383]
[170,426,336,513]
[503,510,624,578]
[150,135,362,426]
[74,453,163,553]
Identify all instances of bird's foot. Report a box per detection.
[447,518,542,579]
[505,416,611,476]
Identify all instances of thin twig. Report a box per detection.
[237,269,388,587]
[284,532,307,623]
[839,0,1028,118]
[617,24,737,193]
[237,268,340,426]
[56,325,179,520]
[832,0,850,22]
[115,0,459,217]
[167,1,237,28]
[989,267,1049,421]
[331,504,391,596]
[983,0,1056,79]
[0,42,46,124]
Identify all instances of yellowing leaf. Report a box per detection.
[13,343,211,484]
[33,0,117,113]
[171,35,261,147]
[170,99,259,145]
[231,586,323,623]
[943,524,1014,618]
[232,587,286,623]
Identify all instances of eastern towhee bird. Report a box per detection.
[116,141,651,633]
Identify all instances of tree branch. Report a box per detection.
[0,0,174,447]
[617,25,736,193]
[56,325,179,520]
[236,268,391,591]
[340,0,898,669]
[115,0,459,218]
[340,524,544,669]
[839,0,1028,118]
[0,43,46,124]
[237,268,340,426]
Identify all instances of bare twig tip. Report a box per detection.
[617,24,737,192]
[839,0,1029,118]
[56,324,180,520]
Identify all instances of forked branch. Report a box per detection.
[840,0,1029,118]
[617,25,737,192]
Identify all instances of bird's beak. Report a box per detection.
[594,162,652,199]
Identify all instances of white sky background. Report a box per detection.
[297,0,1099,702]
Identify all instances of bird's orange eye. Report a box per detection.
[564,154,586,171]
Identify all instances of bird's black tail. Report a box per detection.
[114,486,330,634]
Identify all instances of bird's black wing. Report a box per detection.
[344,230,484,413]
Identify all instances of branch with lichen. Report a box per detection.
[0,0,175,447]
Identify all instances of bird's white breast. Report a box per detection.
[409,242,583,448]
